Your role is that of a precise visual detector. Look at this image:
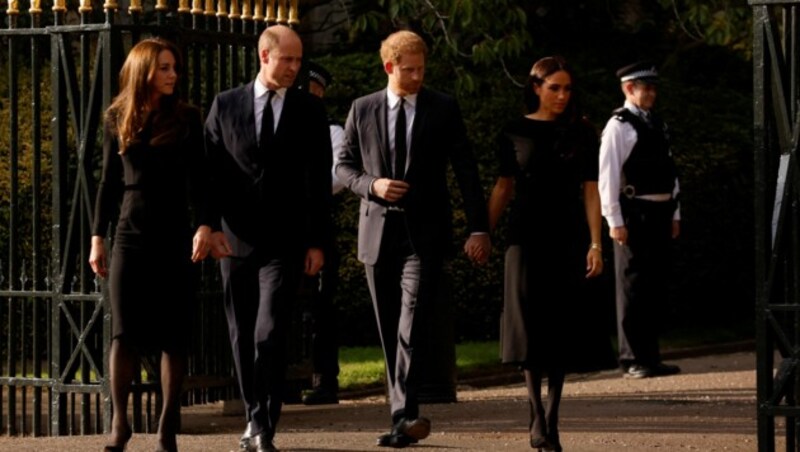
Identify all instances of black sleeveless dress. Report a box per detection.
[92,105,210,354]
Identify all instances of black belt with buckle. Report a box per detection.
[622,185,636,199]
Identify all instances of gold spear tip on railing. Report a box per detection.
[52,0,67,12]
[253,0,264,21]
[217,0,228,17]
[29,0,42,14]
[288,0,298,25]
[191,0,203,14]
[103,0,119,11]
[204,0,215,16]
[276,0,287,24]
[129,0,143,13]
[156,0,169,12]
[241,0,252,20]
[178,0,190,13]
[265,0,275,22]
[78,0,93,13]
[8,0,20,15]
[229,0,240,18]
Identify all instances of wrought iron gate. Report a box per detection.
[0,0,301,437]
[752,1,800,450]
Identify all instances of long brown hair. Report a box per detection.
[105,37,182,153]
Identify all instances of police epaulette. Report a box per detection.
[612,107,633,122]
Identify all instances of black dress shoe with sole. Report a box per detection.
[395,416,431,441]
[252,432,277,452]
[301,388,339,405]
[624,362,682,379]
[377,432,415,448]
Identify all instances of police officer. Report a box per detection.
[301,60,344,404]
[598,61,681,379]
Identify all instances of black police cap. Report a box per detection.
[306,61,332,90]
[616,61,658,84]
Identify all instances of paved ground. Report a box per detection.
[0,346,778,451]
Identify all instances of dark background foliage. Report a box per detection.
[300,0,755,346]
[0,0,755,347]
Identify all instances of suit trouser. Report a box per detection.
[364,212,441,423]
[308,245,340,388]
[220,251,302,438]
[615,198,675,367]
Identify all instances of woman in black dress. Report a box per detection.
[89,38,217,452]
[488,56,604,451]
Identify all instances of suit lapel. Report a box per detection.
[241,81,258,155]
[375,90,391,177]
[408,88,428,173]
[276,87,293,140]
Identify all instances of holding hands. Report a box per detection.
[464,234,491,265]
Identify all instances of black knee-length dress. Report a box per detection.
[497,116,602,372]
[92,105,210,354]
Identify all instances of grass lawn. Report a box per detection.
[339,327,753,391]
[340,341,502,390]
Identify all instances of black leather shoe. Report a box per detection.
[302,388,339,405]
[252,432,277,452]
[376,432,415,448]
[239,425,253,451]
[624,362,681,379]
[394,416,431,441]
[624,364,654,378]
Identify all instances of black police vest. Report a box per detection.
[613,108,676,196]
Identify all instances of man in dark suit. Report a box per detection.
[205,25,332,452]
[335,30,490,448]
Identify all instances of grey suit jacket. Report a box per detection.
[335,87,488,265]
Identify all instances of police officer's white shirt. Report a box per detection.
[254,78,287,145]
[598,100,681,229]
[330,123,346,195]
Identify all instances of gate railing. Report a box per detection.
[0,0,301,437]
[752,1,800,451]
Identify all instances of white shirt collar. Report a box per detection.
[255,78,287,100]
[387,88,417,109]
[624,100,649,117]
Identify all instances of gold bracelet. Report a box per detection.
[590,243,602,251]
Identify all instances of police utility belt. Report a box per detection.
[621,185,672,202]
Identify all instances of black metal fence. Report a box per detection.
[752,1,800,450]
[0,0,302,437]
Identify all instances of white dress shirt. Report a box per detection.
[598,100,681,228]
[386,88,417,176]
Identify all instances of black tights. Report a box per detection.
[524,368,565,442]
[107,338,185,452]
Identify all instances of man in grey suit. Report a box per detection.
[205,25,332,452]
[335,30,490,448]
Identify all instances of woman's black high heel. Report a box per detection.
[543,433,562,452]
[530,434,552,450]
[103,428,132,452]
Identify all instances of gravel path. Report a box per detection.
[0,349,775,451]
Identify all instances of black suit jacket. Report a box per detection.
[335,87,488,265]
[205,81,332,257]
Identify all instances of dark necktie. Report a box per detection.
[260,90,275,150]
[394,97,407,180]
